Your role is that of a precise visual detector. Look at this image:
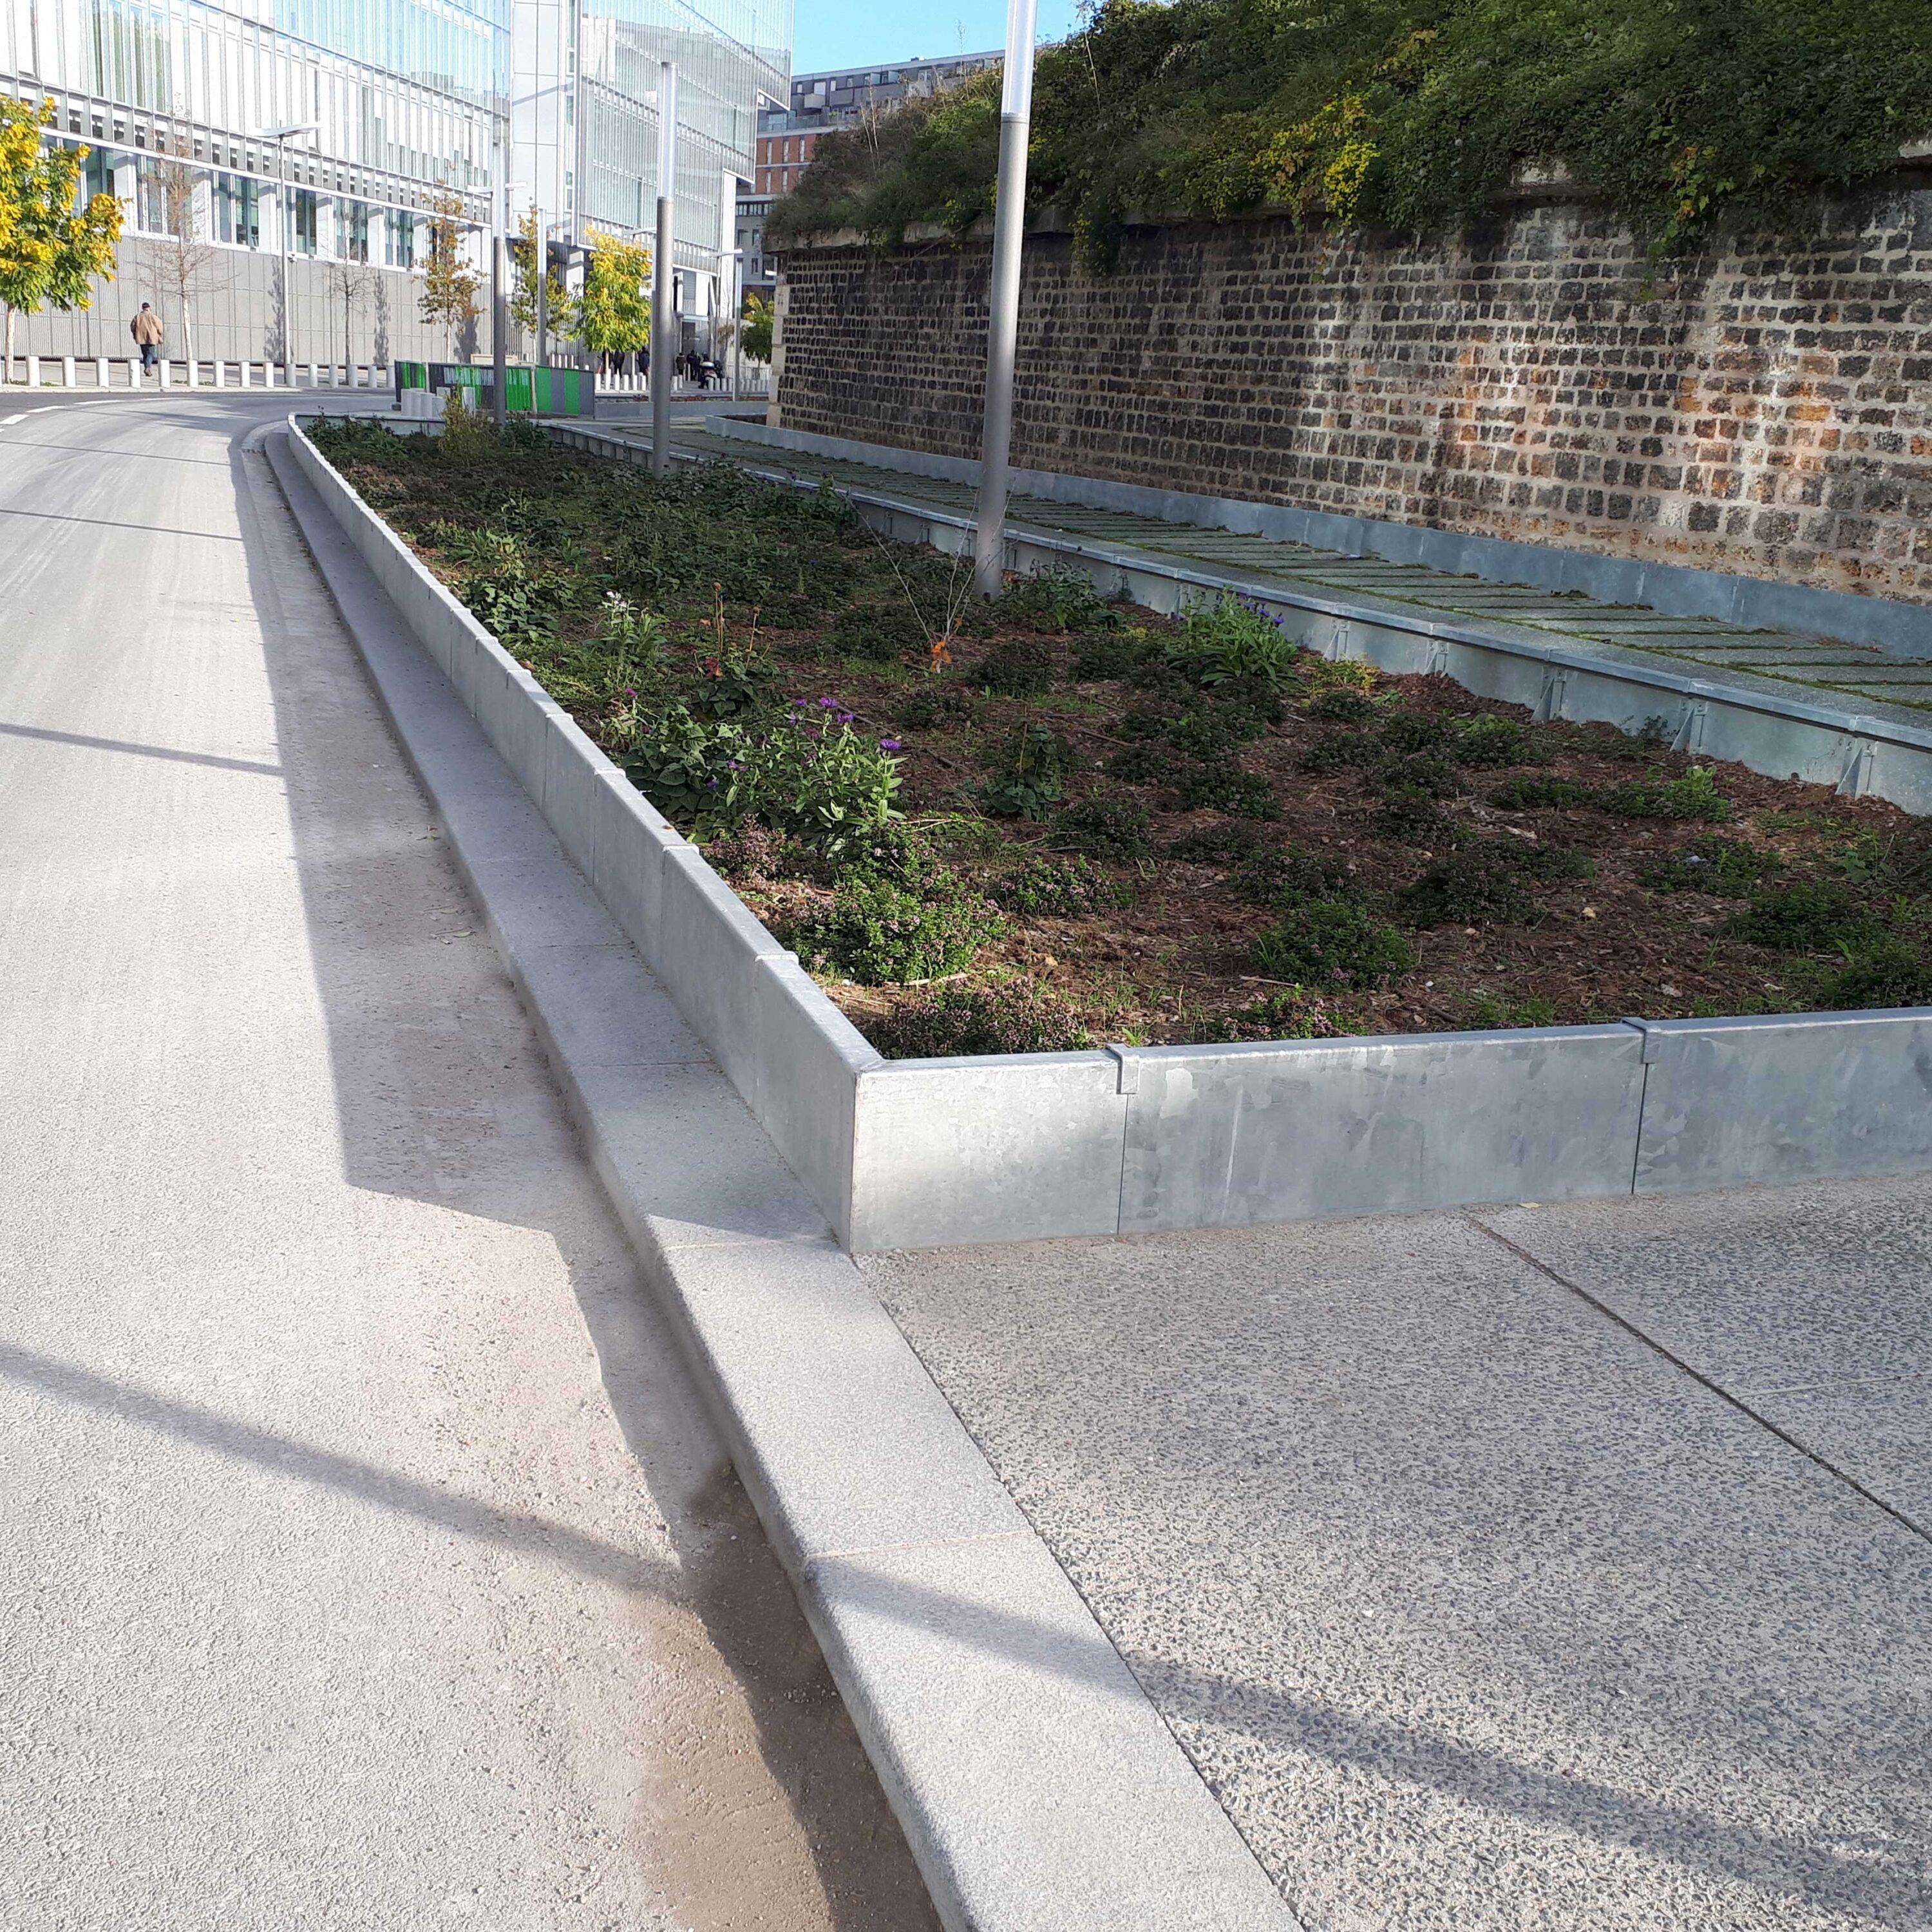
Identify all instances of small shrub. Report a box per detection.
[868,981,1092,1058]
[978,636,1058,695]
[1638,840,1772,896]
[990,855,1130,916]
[690,654,779,720]
[1600,766,1731,822]
[1837,830,1932,896]
[833,603,925,662]
[1454,715,1544,768]
[1376,753,1464,799]
[1461,992,1558,1030]
[1305,687,1374,724]
[1300,656,1378,693]
[703,820,801,882]
[596,591,665,662]
[1300,731,1379,773]
[1106,743,1171,785]
[1490,774,1597,811]
[1510,842,1598,884]
[1399,844,1541,927]
[896,681,976,730]
[1168,592,1298,688]
[1175,763,1281,820]
[1370,791,1455,846]
[1377,708,1456,755]
[1190,989,1350,1043]
[1051,794,1153,860]
[1117,706,1175,741]
[983,723,1072,819]
[1727,881,1885,953]
[1228,846,1350,905]
[1251,897,1415,990]
[625,702,754,822]
[1168,706,1263,758]
[992,569,1120,634]
[750,705,904,853]
[788,873,1005,985]
[1168,821,1267,866]
[1070,630,1150,681]
[1801,939,1932,1012]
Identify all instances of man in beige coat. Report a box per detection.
[131,303,164,375]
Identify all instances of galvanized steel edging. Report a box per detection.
[305,413,1932,1247]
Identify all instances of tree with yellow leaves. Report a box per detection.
[0,98,123,380]
[573,227,651,359]
[509,204,573,343]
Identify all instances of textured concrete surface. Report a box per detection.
[276,413,1300,1932]
[0,390,938,1930]
[868,1193,1932,1932]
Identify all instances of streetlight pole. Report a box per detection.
[650,61,677,478]
[260,122,317,379]
[971,0,1039,598]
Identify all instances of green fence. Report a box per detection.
[393,362,592,417]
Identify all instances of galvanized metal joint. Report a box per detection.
[1105,1045,1140,1095]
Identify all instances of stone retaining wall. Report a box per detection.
[773,184,1932,608]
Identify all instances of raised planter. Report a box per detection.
[286,414,1932,1249]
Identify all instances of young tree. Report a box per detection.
[323,254,370,371]
[573,227,651,360]
[509,204,573,345]
[739,292,773,363]
[0,97,122,378]
[142,154,223,371]
[418,188,480,355]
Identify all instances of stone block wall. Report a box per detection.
[773,183,1932,607]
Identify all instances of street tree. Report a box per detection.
[143,153,224,372]
[0,97,122,378]
[419,187,480,354]
[322,253,372,372]
[739,292,773,363]
[574,227,651,361]
[509,204,573,346]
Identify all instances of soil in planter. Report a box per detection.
[309,417,1932,1057]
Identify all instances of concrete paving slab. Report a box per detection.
[867,1208,1932,1932]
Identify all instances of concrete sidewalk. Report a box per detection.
[868,1180,1932,1931]
[0,392,936,1928]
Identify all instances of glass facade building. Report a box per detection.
[2,0,787,341]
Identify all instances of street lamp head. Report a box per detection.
[258,122,319,140]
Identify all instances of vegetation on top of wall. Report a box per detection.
[767,0,1932,268]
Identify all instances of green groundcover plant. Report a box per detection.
[771,0,1932,269]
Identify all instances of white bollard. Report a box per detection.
[213,360,226,388]
[94,357,107,388]
[239,361,251,388]
[158,359,172,388]
[62,355,75,387]
[25,355,40,386]
[186,359,198,387]
[307,361,318,387]
[127,357,140,388]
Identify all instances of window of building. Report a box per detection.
[343,200,370,262]
[135,158,165,234]
[214,171,260,248]
[384,207,415,269]
[293,187,317,255]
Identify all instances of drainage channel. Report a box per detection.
[556,419,1932,819]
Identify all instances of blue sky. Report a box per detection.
[792,0,1084,74]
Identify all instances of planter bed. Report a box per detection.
[307,417,1932,1057]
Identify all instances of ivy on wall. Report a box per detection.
[769,0,1932,268]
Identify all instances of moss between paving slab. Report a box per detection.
[309,418,1932,1057]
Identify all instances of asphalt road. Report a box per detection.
[0,389,937,1931]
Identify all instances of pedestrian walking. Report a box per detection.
[131,303,164,374]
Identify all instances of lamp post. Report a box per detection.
[492,165,527,426]
[971,0,1039,598]
[260,122,318,377]
[719,243,742,402]
[650,61,677,478]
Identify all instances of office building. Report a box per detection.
[0,0,788,364]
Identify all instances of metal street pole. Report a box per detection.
[971,0,1039,598]
[535,205,547,366]
[650,61,677,478]
[490,136,509,424]
[260,122,317,380]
